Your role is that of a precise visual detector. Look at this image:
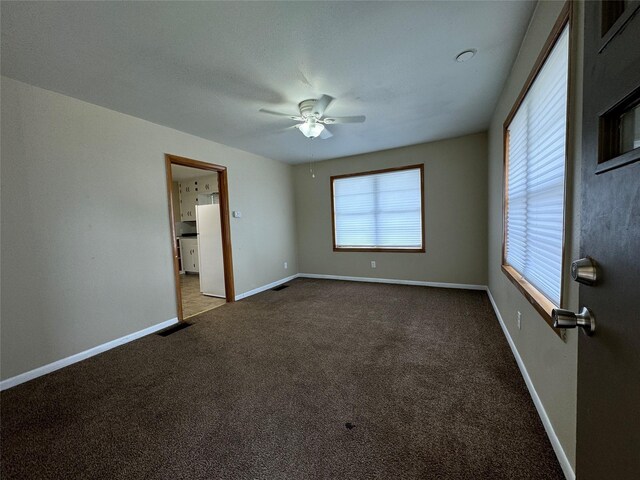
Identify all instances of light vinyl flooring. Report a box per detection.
[180,273,225,318]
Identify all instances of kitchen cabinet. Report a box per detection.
[179,180,197,221]
[178,174,217,221]
[200,176,217,193]
[180,238,199,273]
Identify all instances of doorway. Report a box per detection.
[164,154,235,322]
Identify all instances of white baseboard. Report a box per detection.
[485,289,575,480]
[234,274,300,301]
[298,273,486,290]
[234,272,484,302]
[0,317,179,392]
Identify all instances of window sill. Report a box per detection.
[501,264,561,337]
[334,247,425,253]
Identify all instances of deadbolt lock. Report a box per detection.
[571,257,598,285]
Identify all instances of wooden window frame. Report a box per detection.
[330,164,425,253]
[502,1,572,333]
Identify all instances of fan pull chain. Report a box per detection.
[309,140,315,178]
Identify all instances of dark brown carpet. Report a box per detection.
[1,279,564,479]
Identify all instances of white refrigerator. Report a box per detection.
[195,204,225,298]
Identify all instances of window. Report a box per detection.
[331,165,424,252]
[503,10,570,323]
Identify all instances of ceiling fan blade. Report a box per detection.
[274,125,301,134]
[322,115,366,124]
[259,108,303,120]
[312,95,334,117]
[319,127,333,139]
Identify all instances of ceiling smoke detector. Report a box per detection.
[455,49,477,63]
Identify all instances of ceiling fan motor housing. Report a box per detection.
[298,99,320,119]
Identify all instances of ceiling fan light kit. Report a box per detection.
[297,120,325,139]
[259,94,365,140]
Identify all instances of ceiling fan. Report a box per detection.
[259,95,365,139]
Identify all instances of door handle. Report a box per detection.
[552,307,596,335]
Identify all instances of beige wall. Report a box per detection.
[487,1,582,473]
[294,133,488,285]
[0,77,298,380]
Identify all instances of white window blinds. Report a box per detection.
[333,167,422,249]
[505,25,569,306]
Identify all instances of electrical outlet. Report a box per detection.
[517,311,522,330]
[284,262,288,269]
[371,260,376,268]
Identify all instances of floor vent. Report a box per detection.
[157,322,192,337]
[272,285,289,291]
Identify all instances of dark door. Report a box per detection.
[578,1,640,478]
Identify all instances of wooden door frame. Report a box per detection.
[164,154,235,322]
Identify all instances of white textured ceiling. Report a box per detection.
[1,1,535,164]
